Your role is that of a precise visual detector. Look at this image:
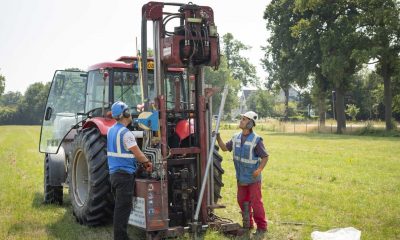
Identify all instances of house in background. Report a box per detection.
[231,88,257,119]
[276,86,300,103]
[230,86,302,120]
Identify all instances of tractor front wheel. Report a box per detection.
[44,154,63,204]
[213,146,224,203]
[69,127,114,226]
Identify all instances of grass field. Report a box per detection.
[0,126,399,240]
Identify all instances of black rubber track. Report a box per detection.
[213,146,224,203]
[69,128,114,226]
[44,154,63,205]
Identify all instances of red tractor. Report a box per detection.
[40,2,240,239]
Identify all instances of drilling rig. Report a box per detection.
[39,2,240,239]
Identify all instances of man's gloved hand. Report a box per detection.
[252,168,262,178]
[143,161,153,172]
[212,131,220,138]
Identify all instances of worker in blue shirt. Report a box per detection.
[107,101,152,240]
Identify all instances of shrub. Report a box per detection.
[0,106,18,124]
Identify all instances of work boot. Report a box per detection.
[252,229,267,239]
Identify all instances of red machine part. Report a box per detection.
[161,35,219,67]
[82,117,116,135]
[175,120,190,141]
[142,1,220,68]
[175,119,195,141]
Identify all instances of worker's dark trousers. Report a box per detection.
[110,172,135,240]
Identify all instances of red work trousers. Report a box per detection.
[237,181,267,230]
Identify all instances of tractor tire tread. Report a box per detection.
[69,128,113,226]
[213,146,224,202]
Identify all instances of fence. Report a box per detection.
[219,119,398,134]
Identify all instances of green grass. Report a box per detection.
[0,126,399,239]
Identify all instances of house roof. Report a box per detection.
[242,89,256,100]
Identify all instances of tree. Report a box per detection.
[345,104,360,121]
[274,101,298,119]
[297,90,313,117]
[294,0,366,133]
[349,68,382,120]
[358,0,400,130]
[223,33,258,86]
[147,48,154,57]
[262,0,307,121]
[0,91,22,125]
[393,63,400,120]
[205,34,257,116]
[246,90,276,118]
[291,8,331,126]
[0,70,5,96]
[312,72,330,125]
[204,56,240,115]
[0,91,22,107]
[18,82,50,124]
[0,107,18,124]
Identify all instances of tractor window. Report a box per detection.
[85,70,109,112]
[40,70,87,153]
[164,72,188,110]
[113,70,155,114]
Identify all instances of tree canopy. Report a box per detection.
[0,70,5,96]
[262,0,303,121]
[205,33,259,118]
[262,0,400,132]
[223,33,258,87]
[0,81,49,125]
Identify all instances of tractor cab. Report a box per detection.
[39,57,188,154]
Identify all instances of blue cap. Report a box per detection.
[111,101,129,118]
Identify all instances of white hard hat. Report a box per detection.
[241,111,258,122]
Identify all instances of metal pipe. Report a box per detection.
[141,12,148,110]
[209,91,214,205]
[153,21,162,97]
[194,85,228,222]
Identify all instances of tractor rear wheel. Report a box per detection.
[44,154,63,204]
[69,127,114,226]
[213,146,224,203]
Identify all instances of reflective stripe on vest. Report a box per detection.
[107,152,135,158]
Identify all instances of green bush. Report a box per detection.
[0,106,18,124]
[391,118,398,130]
[288,115,305,121]
[356,121,400,137]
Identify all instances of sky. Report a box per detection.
[0,0,271,93]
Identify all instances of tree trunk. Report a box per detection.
[284,87,289,121]
[318,91,326,127]
[335,87,346,134]
[315,68,327,127]
[382,60,393,130]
